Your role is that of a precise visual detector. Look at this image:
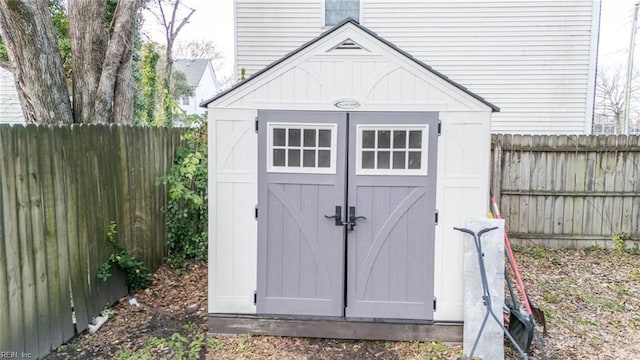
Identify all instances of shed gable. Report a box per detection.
[206,21,496,113]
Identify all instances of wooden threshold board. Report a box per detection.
[208,314,462,342]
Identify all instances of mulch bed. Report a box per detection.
[45,247,640,359]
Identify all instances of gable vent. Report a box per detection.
[331,38,366,51]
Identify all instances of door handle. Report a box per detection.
[324,206,344,226]
[347,206,366,231]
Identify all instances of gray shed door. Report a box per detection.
[257,110,438,320]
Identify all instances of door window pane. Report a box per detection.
[377,151,390,169]
[362,130,375,148]
[409,130,422,149]
[378,131,391,148]
[273,149,285,166]
[273,128,286,146]
[362,151,374,169]
[303,150,316,167]
[393,131,406,149]
[318,150,331,168]
[304,129,316,147]
[393,151,405,169]
[408,151,421,169]
[288,129,301,146]
[319,130,331,147]
[288,149,300,167]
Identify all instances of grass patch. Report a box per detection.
[602,300,625,313]
[583,244,600,253]
[113,329,205,360]
[532,247,551,259]
[629,268,640,284]
[543,292,560,304]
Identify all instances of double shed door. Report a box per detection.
[257,110,438,321]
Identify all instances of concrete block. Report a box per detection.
[462,218,505,360]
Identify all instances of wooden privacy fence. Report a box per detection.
[492,134,640,248]
[0,124,183,358]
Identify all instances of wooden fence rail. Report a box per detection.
[0,124,183,358]
[492,134,640,248]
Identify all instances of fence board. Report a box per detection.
[15,127,40,355]
[51,126,75,344]
[493,134,640,248]
[4,127,25,353]
[0,124,183,357]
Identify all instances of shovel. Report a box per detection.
[490,189,548,335]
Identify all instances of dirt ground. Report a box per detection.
[44,247,640,359]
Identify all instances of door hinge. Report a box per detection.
[255,116,259,132]
[437,120,442,136]
[435,210,439,225]
[433,297,437,311]
[255,205,258,220]
[254,291,257,304]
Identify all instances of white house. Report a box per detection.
[173,59,220,116]
[234,0,601,134]
[0,66,25,124]
[204,18,497,341]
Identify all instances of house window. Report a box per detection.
[182,96,190,105]
[267,123,337,174]
[325,0,359,26]
[356,125,429,175]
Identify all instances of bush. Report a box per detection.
[97,221,152,291]
[612,232,631,255]
[159,115,208,271]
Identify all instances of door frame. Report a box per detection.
[256,110,439,321]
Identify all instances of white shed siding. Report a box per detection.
[209,23,493,321]
[235,0,599,134]
[208,107,258,313]
[435,110,491,320]
[0,67,25,124]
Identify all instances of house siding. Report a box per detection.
[175,60,220,116]
[0,67,25,124]
[194,64,219,114]
[235,0,600,134]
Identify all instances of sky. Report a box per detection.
[143,0,234,78]
[599,0,640,70]
[144,0,640,80]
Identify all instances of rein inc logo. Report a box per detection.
[0,352,32,359]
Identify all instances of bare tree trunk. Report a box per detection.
[153,0,194,126]
[69,0,140,124]
[0,0,73,124]
[68,0,107,124]
[114,37,134,124]
[93,0,140,124]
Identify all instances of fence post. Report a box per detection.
[491,134,503,208]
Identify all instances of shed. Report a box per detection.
[203,19,498,341]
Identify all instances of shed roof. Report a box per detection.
[201,18,499,112]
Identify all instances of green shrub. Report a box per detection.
[612,232,631,255]
[158,116,208,271]
[97,221,152,291]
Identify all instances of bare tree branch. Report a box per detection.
[594,65,640,133]
[173,40,223,60]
